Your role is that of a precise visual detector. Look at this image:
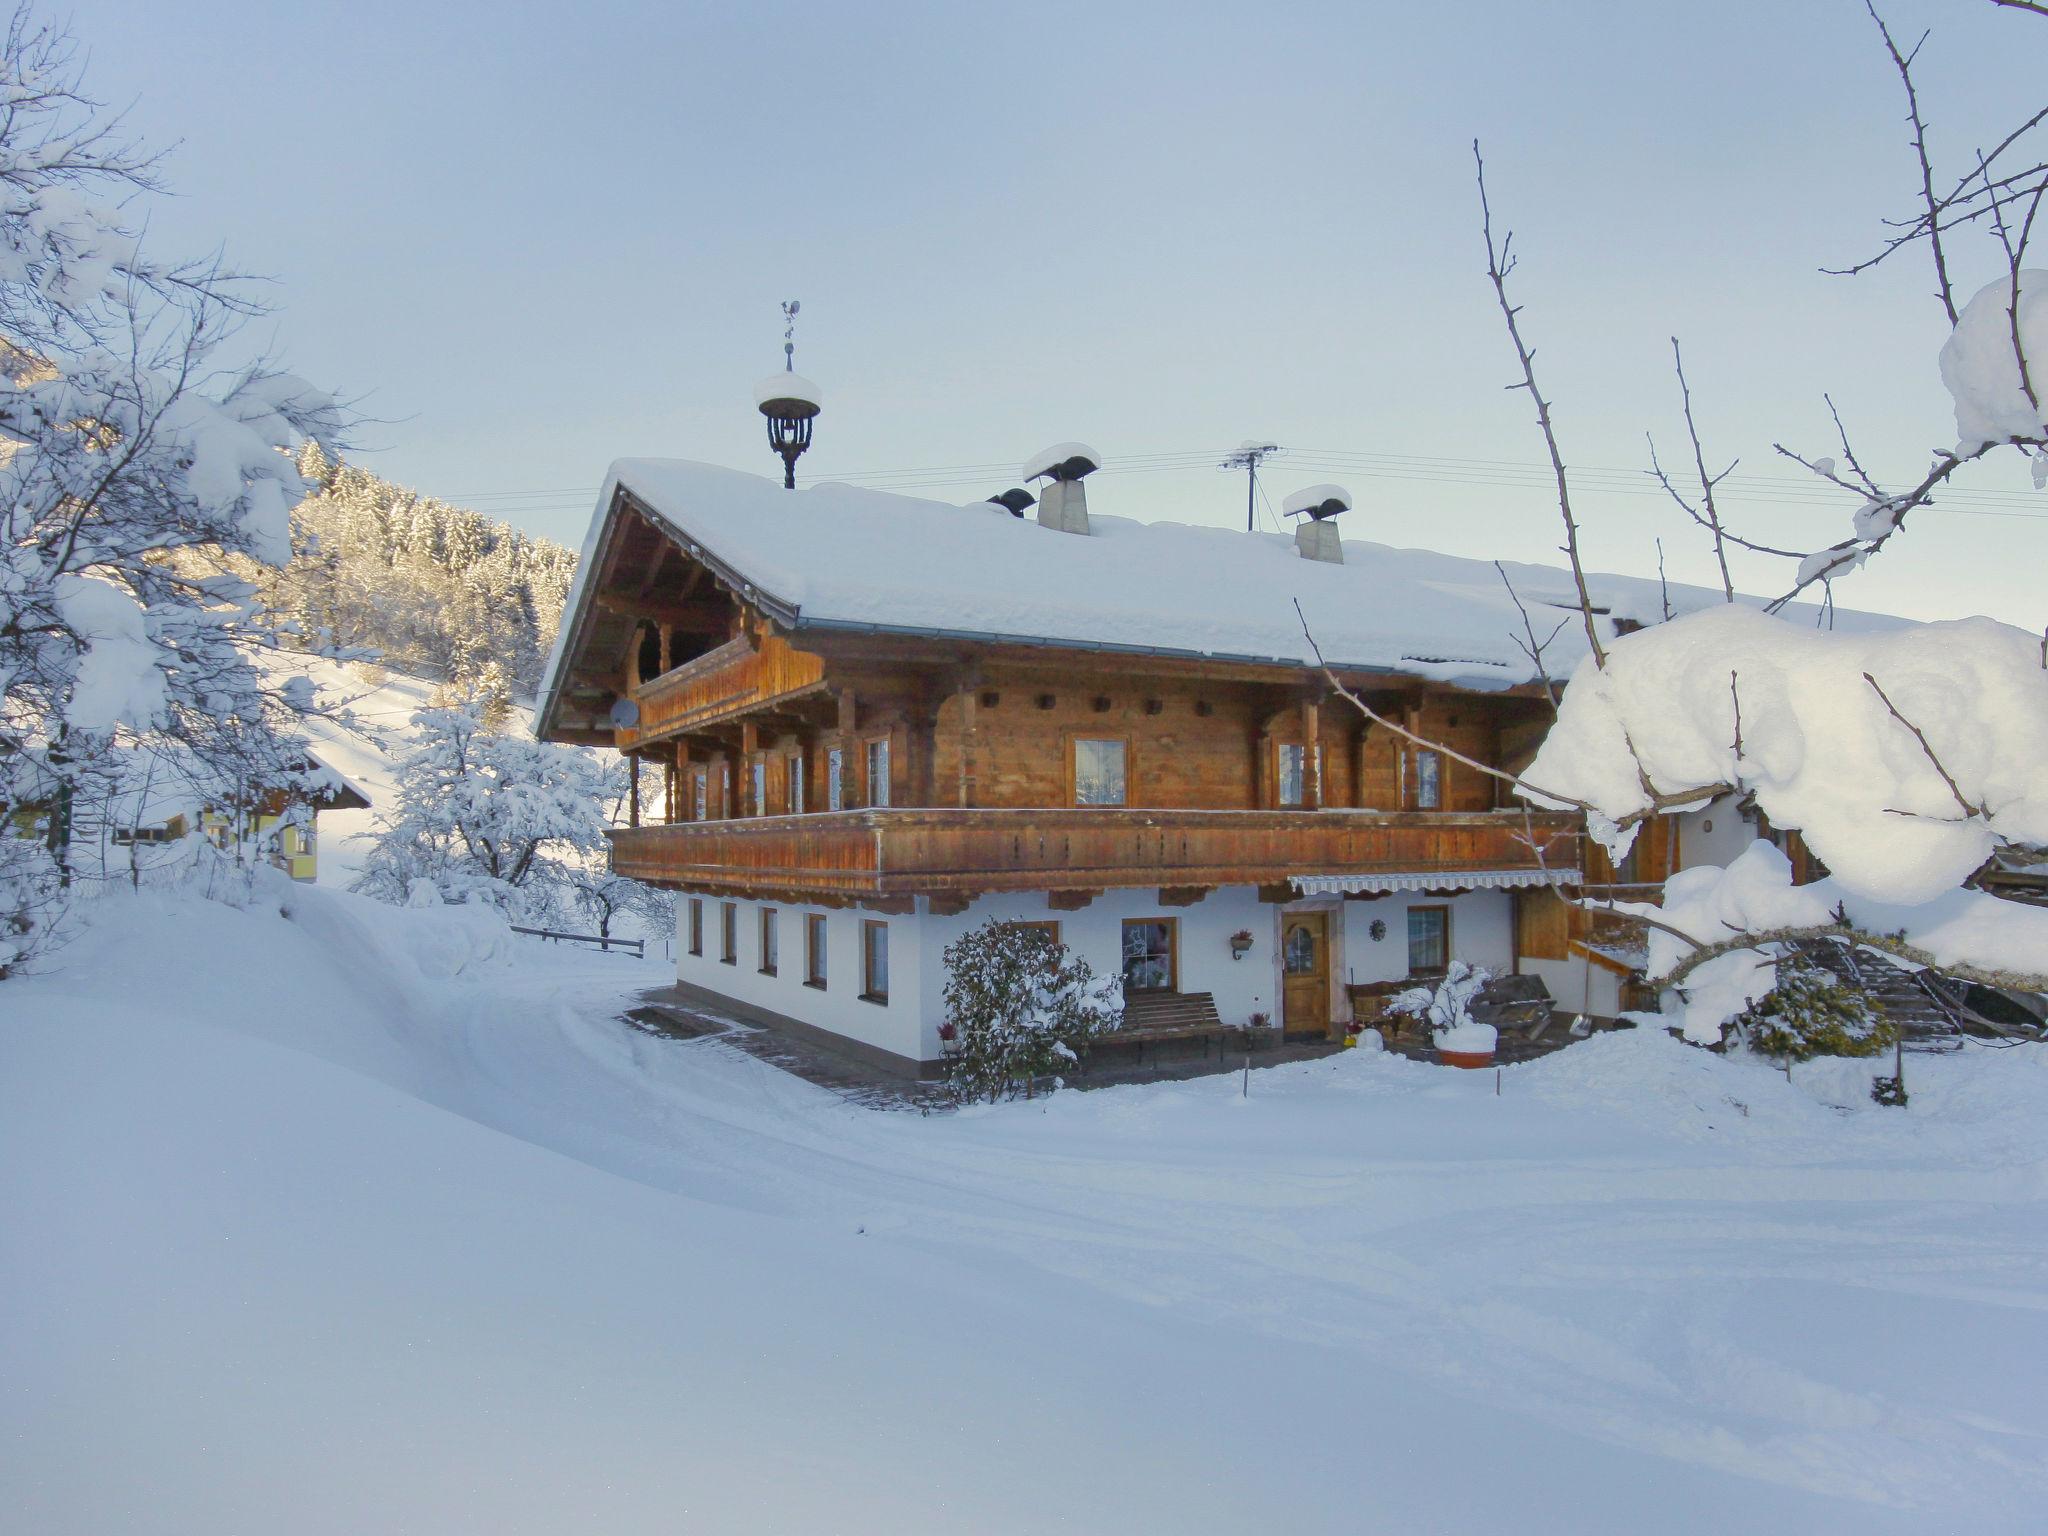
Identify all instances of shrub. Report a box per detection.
[1388,960,1498,1055]
[940,919,1121,1104]
[1735,952,1896,1062]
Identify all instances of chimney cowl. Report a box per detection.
[985,487,1036,517]
[1282,482,1353,522]
[1022,441,1102,483]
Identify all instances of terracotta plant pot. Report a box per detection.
[1437,1047,1495,1070]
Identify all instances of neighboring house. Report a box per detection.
[104,749,370,884]
[534,456,1875,1076]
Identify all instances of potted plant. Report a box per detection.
[1388,961,1498,1069]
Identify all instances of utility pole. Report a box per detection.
[1219,441,1282,531]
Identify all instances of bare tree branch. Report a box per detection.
[1493,560,1568,716]
[1475,140,1605,669]
[1863,671,1984,818]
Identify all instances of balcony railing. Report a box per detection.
[620,633,825,749]
[607,806,1581,898]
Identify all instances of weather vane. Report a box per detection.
[781,298,800,370]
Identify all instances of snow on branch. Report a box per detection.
[1524,607,2048,904]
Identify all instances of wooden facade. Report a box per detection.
[543,487,1582,905]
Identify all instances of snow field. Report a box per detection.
[4,882,2046,1533]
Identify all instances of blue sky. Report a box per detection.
[77,0,2046,625]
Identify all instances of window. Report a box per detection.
[805,913,828,988]
[720,901,738,964]
[1073,738,1127,806]
[1121,919,1176,993]
[861,920,889,1003]
[1283,921,1318,975]
[1278,743,1305,807]
[1413,749,1442,810]
[827,748,844,811]
[688,898,703,956]
[759,907,778,975]
[787,753,805,815]
[866,737,891,808]
[751,761,766,816]
[1277,743,1323,807]
[1407,905,1449,974]
[692,770,707,821]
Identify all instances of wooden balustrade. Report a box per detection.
[619,632,826,749]
[608,807,1580,898]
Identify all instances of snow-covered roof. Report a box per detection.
[538,457,1901,733]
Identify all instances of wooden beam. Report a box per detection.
[1158,886,1213,908]
[1048,888,1102,911]
[594,592,732,631]
[927,894,971,917]
[1257,882,1295,904]
[859,895,917,916]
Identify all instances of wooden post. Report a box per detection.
[836,688,860,810]
[663,753,676,824]
[958,682,977,808]
[675,742,692,821]
[628,752,640,828]
[1255,730,1273,809]
[912,694,940,808]
[657,622,673,676]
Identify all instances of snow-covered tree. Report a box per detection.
[1309,1,2048,1049]
[352,696,616,916]
[939,919,1121,1103]
[0,6,344,974]
[257,447,576,696]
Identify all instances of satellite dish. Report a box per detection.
[608,696,641,729]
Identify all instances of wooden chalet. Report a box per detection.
[538,457,1683,1075]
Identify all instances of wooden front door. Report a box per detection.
[1281,911,1331,1038]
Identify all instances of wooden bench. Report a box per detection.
[1098,991,1237,1062]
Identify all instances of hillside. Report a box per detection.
[260,446,577,696]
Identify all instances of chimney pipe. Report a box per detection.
[1282,483,1353,565]
[1022,442,1101,535]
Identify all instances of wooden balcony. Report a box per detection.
[618,632,826,750]
[607,807,1581,900]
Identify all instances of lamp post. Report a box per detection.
[756,299,821,489]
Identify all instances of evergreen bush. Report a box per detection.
[939,919,1121,1104]
[1735,951,1896,1062]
